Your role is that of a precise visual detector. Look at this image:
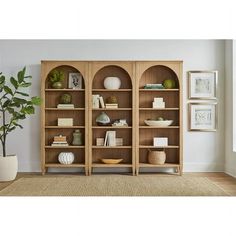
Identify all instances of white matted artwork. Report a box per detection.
[68,72,83,89]
[189,103,217,131]
[188,71,217,99]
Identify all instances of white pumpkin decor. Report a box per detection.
[58,152,75,165]
[103,77,121,89]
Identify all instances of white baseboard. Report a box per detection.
[225,165,236,178]
[183,163,224,172]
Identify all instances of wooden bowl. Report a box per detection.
[101,159,123,164]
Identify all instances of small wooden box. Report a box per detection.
[58,118,73,127]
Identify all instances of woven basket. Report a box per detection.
[148,150,166,165]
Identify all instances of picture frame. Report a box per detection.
[189,103,217,131]
[188,71,218,99]
[68,72,83,89]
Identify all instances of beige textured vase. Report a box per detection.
[0,155,18,182]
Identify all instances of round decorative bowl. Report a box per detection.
[58,152,74,165]
[144,120,173,127]
[101,159,123,164]
[52,82,63,89]
[103,77,121,89]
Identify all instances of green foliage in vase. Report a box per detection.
[48,70,65,83]
[0,67,41,157]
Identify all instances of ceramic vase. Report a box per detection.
[58,152,74,165]
[72,129,83,146]
[103,77,121,89]
[96,112,111,126]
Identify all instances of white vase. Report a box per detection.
[103,77,121,89]
[58,152,74,165]
[0,155,18,182]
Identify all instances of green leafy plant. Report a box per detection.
[0,67,41,157]
[49,70,65,83]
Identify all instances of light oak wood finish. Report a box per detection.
[135,61,183,175]
[41,61,89,175]
[41,61,182,176]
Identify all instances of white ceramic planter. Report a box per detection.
[0,155,18,182]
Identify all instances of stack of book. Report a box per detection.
[51,135,69,146]
[105,103,118,109]
[144,84,164,89]
[57,104,75,109]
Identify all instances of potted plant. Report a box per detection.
[0,67,41,181]
[49,69,65,89]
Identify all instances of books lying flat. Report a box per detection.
[144,84,164,89]
[51,141,69,147]
[57,104,75,109]
[105,103,118,108]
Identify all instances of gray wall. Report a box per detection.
[0,40,225,172]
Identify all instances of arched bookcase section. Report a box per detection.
[45,65,85,89]
[42,63,87,175]
[139,65,179,89]
[92,65,132,89]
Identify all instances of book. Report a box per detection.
[57,104,75,109]
[105,103,118,108]
[92,95,100,108]
[107,131,116,146]
[99,96,105,108]
[51,143,69,147]
[116,138,123,146]
[104,131,109,146]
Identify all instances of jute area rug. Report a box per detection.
[0,175,228,196]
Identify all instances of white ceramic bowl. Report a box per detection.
[103,77,121,89]
[144,120,173,127]
[58,152,75,165]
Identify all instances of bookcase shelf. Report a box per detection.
[41,61,182,176]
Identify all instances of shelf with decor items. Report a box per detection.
[41,60,182,176]
[41,61,89,175]
[136,61,183,175]
[89,62,135,175]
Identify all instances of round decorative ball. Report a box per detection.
[163,79,176,89]
[58,152,74,165]
[106,96,118,104]
[60,93,72,104]
[103,77,121,89]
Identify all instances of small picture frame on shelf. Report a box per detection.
[68,72,83,89]
[189,103,217,131]
[188,71,217,99]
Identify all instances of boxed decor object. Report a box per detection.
[153,137,168,147]
[58,118,73,126]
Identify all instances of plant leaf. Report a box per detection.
[6,107,14,114]
[16,91,29,97]
[3,99,11,108]
[0,75,5,85]
[31,96,41,105]
[24,106,35,114]
[10,77,18,89]
[19,82,31,87]
[3,86,13,95]
[17,71,24,83]
[13,97,27,104]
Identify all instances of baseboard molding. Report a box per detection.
[225,165,236,178]
[183,163,224,172]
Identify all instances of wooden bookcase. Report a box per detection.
[41,61,182,176]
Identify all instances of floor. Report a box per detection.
[0,172,236,196]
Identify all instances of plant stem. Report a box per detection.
[2,110,6,156]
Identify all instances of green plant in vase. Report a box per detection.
[49,69,65,89]
[0,67,41,181]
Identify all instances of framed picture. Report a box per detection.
[188,71,217,99]
[68,72,83,89]
[189,103,217,131]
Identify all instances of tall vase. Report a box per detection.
[72,129,83,146]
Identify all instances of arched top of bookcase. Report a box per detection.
[45,65,85,89]
[139,65,179,89]
[92,65,132,89]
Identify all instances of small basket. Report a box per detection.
[148,149,166,165]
